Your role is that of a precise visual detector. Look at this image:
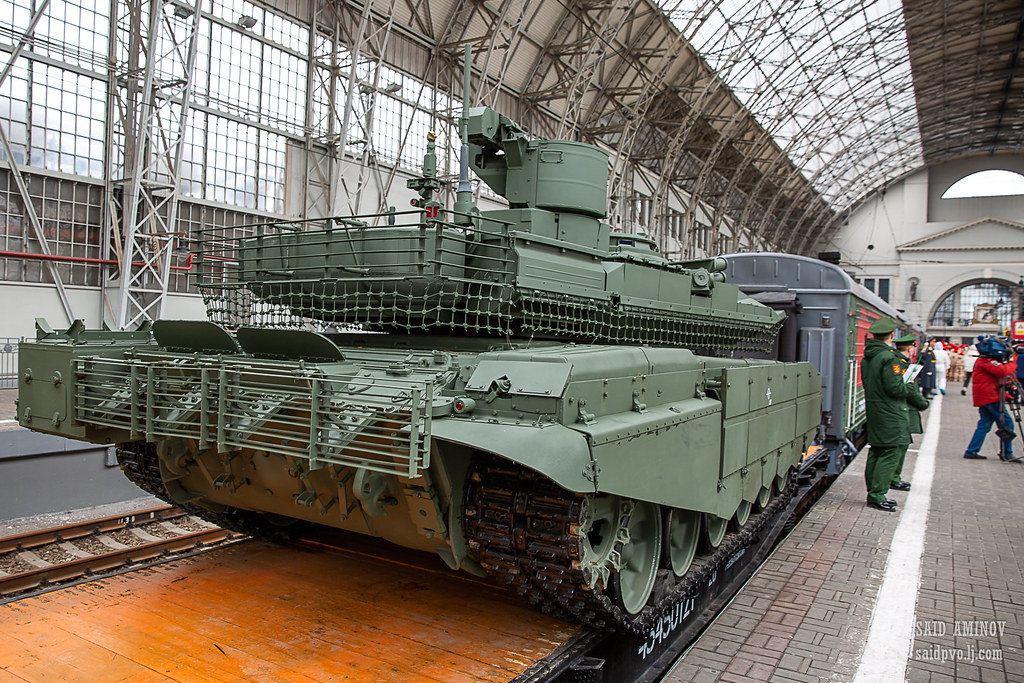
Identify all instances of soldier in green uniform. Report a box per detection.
[861,319,929,511]
[890,333,929,492]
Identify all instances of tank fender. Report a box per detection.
[570,397,735,516]
[430,419,596,493]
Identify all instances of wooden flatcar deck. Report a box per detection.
[0,531,581,682]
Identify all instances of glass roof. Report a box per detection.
[658,0,923,215]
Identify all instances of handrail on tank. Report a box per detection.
[192,208,517,288]
[193,209,514,239]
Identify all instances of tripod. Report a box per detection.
[997,374,1024,460]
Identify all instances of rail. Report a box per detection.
[0,505,180,554]
[0,337,19,389]
[0,506,243,598]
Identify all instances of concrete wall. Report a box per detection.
[824,156,1024,339]
[0,428,145,521]
[0,284,206,343]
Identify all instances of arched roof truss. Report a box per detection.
[298,0,1023,254]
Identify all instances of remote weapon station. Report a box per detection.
[17,51,821,631]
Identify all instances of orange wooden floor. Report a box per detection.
[0,533,581,682]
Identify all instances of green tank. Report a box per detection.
[15,64,821,631]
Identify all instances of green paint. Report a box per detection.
[16,95,822,584]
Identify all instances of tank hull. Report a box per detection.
[17,324,820,590]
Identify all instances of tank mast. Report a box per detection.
[452,45,478,225]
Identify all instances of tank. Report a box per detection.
[15,61,821,632]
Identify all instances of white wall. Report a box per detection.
[823,156,1024,337]
[928,156,1024,223]
[0,284,206,342]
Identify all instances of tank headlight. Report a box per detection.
[453,397,476,414]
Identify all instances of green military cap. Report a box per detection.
[868,318,897,334]
[894,333,917,345]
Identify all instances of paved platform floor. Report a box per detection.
[666,391,1024,682]
[0,388,18,431]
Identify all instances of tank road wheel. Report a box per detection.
[578,494,622,590]
[730,500,752,531]
[612,500,662,615]
[663,508,700,578]
[701,513,728,551]
[774,467,793,496]
[754,486,772,513]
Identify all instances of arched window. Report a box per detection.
[941,170,1024,198]
[929,282,1013,327]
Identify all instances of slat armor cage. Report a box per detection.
[74,355,433,478]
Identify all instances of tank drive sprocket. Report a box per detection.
[463,454,793,634]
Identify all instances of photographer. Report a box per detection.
[963,336,1020,462]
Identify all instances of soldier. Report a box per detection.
[890,333,930,491]
[862,319,929,511]
[918,338,937,398]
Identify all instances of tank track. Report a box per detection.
[464,455,793,635]
[115,440,300,540]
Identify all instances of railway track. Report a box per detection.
[0,506,245,599]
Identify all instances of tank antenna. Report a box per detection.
[453,45,475,221]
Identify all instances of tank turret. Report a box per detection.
[200,93,781,351]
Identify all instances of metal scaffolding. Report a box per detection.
[1,0,1021,326]
[105,0,202,329]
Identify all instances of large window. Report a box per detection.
[930,282,1014,327]
[0,0,459,217]
[941,170,1024,199]
[0,0,462,293]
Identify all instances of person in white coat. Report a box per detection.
[962,344,980,395]
[934,341,951,395]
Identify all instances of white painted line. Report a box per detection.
[853,394,942,682]
[0,419,16,424]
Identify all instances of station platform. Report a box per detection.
[665,391,1024,682]
[0,389,144,521]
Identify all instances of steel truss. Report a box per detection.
[104,0,202,330]
[10,0,1014,317]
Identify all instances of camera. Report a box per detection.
[976,335,1014,362]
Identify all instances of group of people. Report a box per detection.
[914,338,981,397]
[861,319,1022,512]
[861,319,931,511]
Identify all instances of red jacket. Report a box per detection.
[971,356,1018,406]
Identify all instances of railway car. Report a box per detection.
[724,252,920,473]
